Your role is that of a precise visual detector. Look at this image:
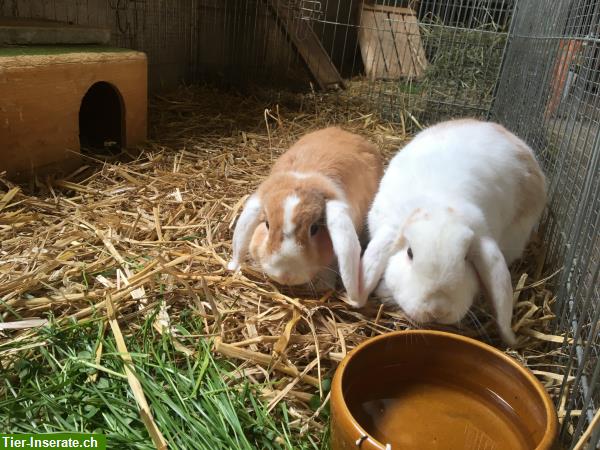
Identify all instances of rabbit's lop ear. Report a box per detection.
[360,225,397,305]
[228,194,262,271]
[468,236,517,346]
[326,200,362,306]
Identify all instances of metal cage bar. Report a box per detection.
[492,1,600,447]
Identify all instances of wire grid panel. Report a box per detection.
[0,0,201,91]
[304,0,515,124]
[288,0,324,20]
[492,0,600,447]
[0,0,313,90]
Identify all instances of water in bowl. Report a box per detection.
[348,377,535,450]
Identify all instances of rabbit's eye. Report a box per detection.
[310,223,319,236]
[265,221,270,230]
[407,247,413,260]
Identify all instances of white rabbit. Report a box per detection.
[228,127,383,300]
[350,119,546,345]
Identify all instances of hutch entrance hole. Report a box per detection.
[79,81,124,154]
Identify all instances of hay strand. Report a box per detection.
[0,85,573,443]
[573,408,600,450]
[107,294,168,450]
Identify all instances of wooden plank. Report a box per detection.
[359,3,427,80]
[363,4,414,16]
[388,12,417,77]
[360,6,428,80]
[75,0,89,26]
[400,11,427,78]
[374,10,403,79]
[0,18,111,45]
[391,13,418,78]
[358,9,386,80]
[264,0,344,90]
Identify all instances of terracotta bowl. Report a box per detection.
[330,330,557,450]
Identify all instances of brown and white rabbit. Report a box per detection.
[352,119,546,345]
[228,127,383,299]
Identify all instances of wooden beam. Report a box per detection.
[263,0,345,90]
[362,4,414,16]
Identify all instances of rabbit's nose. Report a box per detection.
[278,273,292,284]
[268,269,290,284]
[427,304,448,321]
[418,310,435,323]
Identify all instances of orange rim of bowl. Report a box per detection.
[331,329,558,450]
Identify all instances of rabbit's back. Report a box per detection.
[370,120,546,241]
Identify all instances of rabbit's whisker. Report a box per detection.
[318,265,340,278]
[467,310,492,343]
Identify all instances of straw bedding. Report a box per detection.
[0,85,572,439]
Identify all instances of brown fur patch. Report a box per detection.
[513,145,547,223]
[393,208,424,250]
[491,123,547,224]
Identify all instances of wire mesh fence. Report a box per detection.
[492,1,600,446]
[301,2,600,442]
[293,0,513,124]
[0,0,202,90]
[0,1,512,119]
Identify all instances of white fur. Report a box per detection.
[265,194,305,284]
[288,171,312,180]
[358,120,546,345]
[264,239,305,284]
[283,194,300,235]
[228,194,261,271]
[326,200,362,304]
[351,224,396,307]
[468,236,515,343]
